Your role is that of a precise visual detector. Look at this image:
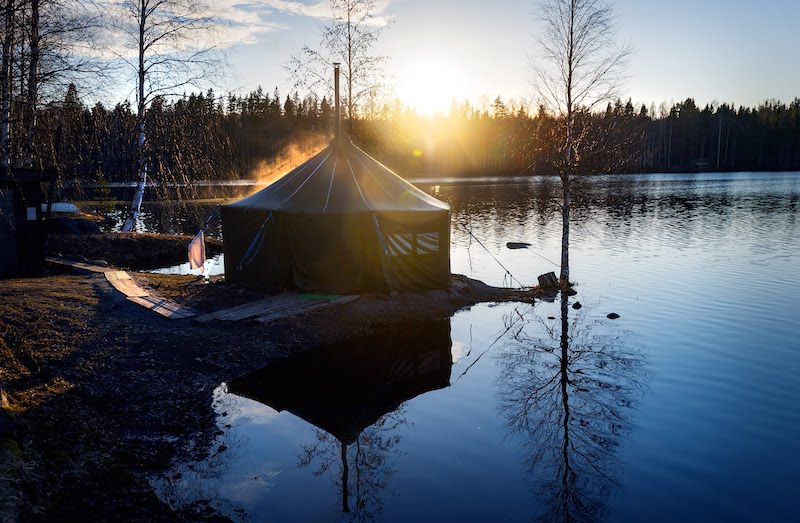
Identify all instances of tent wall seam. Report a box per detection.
[353,152,412,212]
[322,157,338,213]
[347,159,373,211]
[352,143,447,210]
[243,147,327,213]
[276,149,333,210]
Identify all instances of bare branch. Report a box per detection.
[286,0,391,123]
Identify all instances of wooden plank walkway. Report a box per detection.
[48,256,356,323]
[127,296,196,319]
[255,295,359,324]
[47,257,195,320]
[194,294,295,323]
[104,271,150,298]
[195,293,359,324]
[46,257,111,273]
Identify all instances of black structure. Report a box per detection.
[222,137,451,293]
[0,169,46,278]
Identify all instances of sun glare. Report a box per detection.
[396,57,466,116]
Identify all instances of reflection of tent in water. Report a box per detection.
[221,136,451,294]
[228,320,453,445]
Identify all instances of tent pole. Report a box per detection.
[333,62,341,147]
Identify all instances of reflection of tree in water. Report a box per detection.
[497,292,648,523]
[297,407,407,521]
[228,320,453,521]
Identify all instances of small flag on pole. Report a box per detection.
[188,230,206,273]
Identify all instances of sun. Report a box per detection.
[396,56,466,116]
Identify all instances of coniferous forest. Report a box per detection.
[27,85,800,192]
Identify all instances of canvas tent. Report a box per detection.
[222,137,450,294]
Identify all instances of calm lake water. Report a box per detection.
[137,172,800,522]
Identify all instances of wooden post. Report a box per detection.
[538,272,559,289]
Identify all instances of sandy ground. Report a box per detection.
[1,235,544,522]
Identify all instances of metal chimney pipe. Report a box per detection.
[333,62,341,145]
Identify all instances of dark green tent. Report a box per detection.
[222,138,450,294]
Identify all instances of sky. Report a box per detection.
[209,0,800,113]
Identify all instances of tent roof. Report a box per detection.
[226,138,449,214]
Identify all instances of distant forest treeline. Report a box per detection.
[355,97,800,177]
[39,86,800,188]
[46,86,332,190]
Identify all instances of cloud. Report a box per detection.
[91,0,394,58]
[91,0,287,57]
[227,0,395,31]
[206,1,289,47]
[242,0,333,18]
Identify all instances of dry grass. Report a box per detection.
[0,276,99,389]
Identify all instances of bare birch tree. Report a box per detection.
[288,0,390,130]
[531,0,631,285]
[108,0,223,232]
[0,0,105,169]
[25,0,105,164]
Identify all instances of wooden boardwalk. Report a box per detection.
[47,257,358,323]
[47,257,196,320]
[127,296,196,320]
[104,270,149,298]
[46,257,111,274]
[195,294,359,324]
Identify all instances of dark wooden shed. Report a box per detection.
[0,169,46,278]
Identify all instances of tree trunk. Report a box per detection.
[559,0,575,287]
[346,41,353,130]
[560,171,570,284]
[346,2,354,131]
[667,121,672,170]
[716,114,721,170]
[559,288,571,504]
[340,441,349,513]
[25,0,38,165]
[1,0,13,169]
[123,0,147,232]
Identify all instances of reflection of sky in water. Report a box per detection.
[148,253,225,277]
[145,172,800,522]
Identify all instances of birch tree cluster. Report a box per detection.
[288,0,391,126]
[0,0,100,168]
